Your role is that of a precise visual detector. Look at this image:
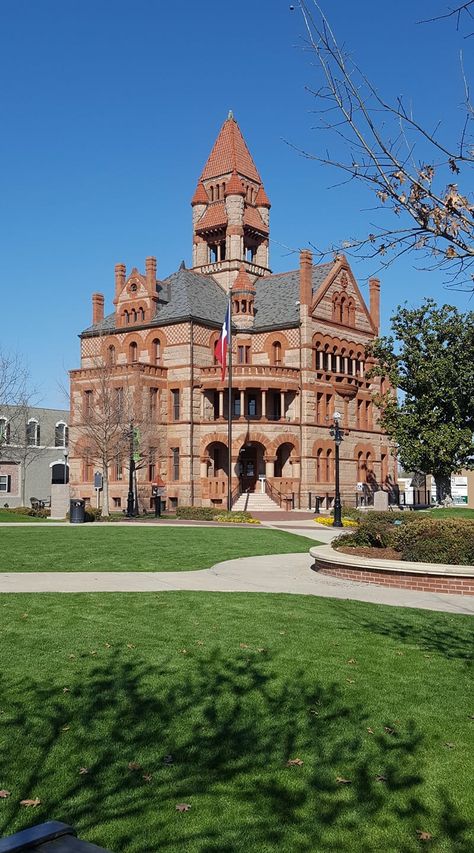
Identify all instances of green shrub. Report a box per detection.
[334,515,398,549]
[395,518,474,565]
[2,506,51,518]
[84,506,102,523]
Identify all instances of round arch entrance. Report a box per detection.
[238,441,265,493]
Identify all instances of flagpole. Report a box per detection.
[227,294,233,511]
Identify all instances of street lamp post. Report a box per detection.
[330,411,343,528]
[126,422,135,518]
[63,448,69,484]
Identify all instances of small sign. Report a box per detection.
[94,472,103,490]
[356,482,364,492]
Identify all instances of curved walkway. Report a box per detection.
[0,551,473,614]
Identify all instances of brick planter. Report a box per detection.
[309,545,474,595]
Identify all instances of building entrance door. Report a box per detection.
[239,442,265,493]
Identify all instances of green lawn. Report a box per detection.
[0,510,55,523]
[0,592,471,852]
[0,527,317,572]
[426,507,474,519]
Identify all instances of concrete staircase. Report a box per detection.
[232,491,282,512]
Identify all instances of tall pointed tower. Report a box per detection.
[191,112,271,291]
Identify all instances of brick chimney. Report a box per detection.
[369,277,380,333]
[114,263,126,302]
[299,249,313,311]
[145,256,157,292]
[92,292,104,325]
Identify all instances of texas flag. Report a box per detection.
[214,301,231,381]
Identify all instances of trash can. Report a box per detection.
[70,498,85,524]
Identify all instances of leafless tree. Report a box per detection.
[294,2,474,288]
[72,347,163,517]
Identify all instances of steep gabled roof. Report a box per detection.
[200,115,261,182]
[195,201,228,232]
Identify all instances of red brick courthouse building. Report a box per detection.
[70,114,397,511]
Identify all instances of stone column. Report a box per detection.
[336,355,341,373]
[261,390,267,419]
[240,389,245,418]
[265,456,276,478]
[280,391,285,419]
[219,390,224,418]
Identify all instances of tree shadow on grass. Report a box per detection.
[325,598,474,667]
[0,649,471,852]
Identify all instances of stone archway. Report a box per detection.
[237,441,266,493]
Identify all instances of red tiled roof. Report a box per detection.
[195,202,228,232]
[191,181,209,206]
[244,206,268,234]
[224,169,245,196]
[231,264,255,292]
[255,185,271,208]
[200,116,261,183]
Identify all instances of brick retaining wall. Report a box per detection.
[311,550,474,595]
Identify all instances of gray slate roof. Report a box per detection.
[81,262,335,335]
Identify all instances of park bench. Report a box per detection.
[0,821,112,852]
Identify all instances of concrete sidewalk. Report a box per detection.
[0,552,473,614]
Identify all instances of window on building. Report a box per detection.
[139,308,145,322]
[316,448,323,481]
[55,422,68,447]
[148,447,157,482]
[152,338,161,365]
[83,390,93,420]
[325,449,333,482]
[114,387,124,420]
[84,448,94,482]
[316,392,323,423]
[0,418,10,445]
[365,400,372,429]
[132,309,137,323]
[248,395,257,417]
[124,310,130,325]
[237,345,250,364]
[26,419,40,447]
[233,395,241,418]
[149,388,158,420]
[272,341,282,366]
[0,475,11,493]
[241,300,247,314]
[108,345,116,366]
[113,453,123,481]
[172,447,180,481]
[325,393,333,421]
[357,399,364,429]
[129,341,138,363]
[113,497,122,508]
[172,389,180,421]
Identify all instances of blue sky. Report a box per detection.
[1,0,472,406]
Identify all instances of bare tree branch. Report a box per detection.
[293,1,474,288]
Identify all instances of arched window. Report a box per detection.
[325,449,333,482]
[241,300,247,313]
[348,300,355,326]
[233,299,240,314]
[316,448,324,481]
[152,338,161,365]
[26,419,40,447]
[55,421,69,448]
[215,184,220,200]
[210,185,214,202]
[139,308,145,322]
[124,310,129,325]
[108,345,116,366]
[0,418,10,445]
[339,296,346,324]
[129,341,138,363]
[272,341,282,366]
[131,309,137,323]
